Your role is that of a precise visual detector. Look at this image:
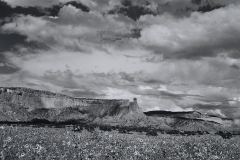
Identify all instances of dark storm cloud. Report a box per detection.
[0,1,46,19]
[0,32,50,62]
[142,79,165,84]
[99,30,141,42]
[153,0,228,19]
[108,0,156,21]
[0,0,89,20]
[0,33,26,52]
[63,1,89,12]
[0,64,18,74]
[197,4,224,13]
[107,0,228,21]
[228,52,240,59]
[1,0,240,117]
[1,4,137,53]
[0,32,48,55]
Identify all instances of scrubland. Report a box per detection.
[0,125,240,160]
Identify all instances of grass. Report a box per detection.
[0,125,240,160]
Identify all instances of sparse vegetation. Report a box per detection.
[146,130,158,136]
[0,125,240,159]
[216,131,233,139]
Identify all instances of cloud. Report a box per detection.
[230,64,239,69]
[62,89,105,98]
[139,85,152,90]
[205,109,226,118]
[3,44,240,117]
[0,0,89,19]
[3,0,120,12]
[137,4,240,60]
[0,33,25,51]
[106,0,239,20]
[108,0,156,21]
[1,60,240,117]
[0,64,18,74]
[233,109,240,119]
[1,5,137,52]
[1,0,240,119]
[136,57,240,89]
[154,0,227,17]
[142,96,193,112]
[3,0,61,7]
[0,62,199,112]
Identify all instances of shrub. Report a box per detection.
[73,125,83,132]
[99,125,112,131]
[146,130,158,136]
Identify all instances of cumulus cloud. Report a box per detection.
[205,109,226,118]
[1,5,136,52]
[137,4,240,60]
[0,0,90,20]
[1,0,240,118]
[143,97,193,112]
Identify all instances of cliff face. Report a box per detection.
[0,87,239,132]
[0,87,127,109]
[0,87,144,123]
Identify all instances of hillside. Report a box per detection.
[0,87,239,132]
[0,87,146,124]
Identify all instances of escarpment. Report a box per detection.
[0,87,144,123]
[0,87,239,132]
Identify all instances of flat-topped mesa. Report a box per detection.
[0,87,142,122]
[0,87,238,131]
[0,87,130,108]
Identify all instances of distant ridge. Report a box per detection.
[144,110,203,118]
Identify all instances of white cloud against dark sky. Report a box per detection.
[1,0,240,118]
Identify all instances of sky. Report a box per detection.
[1,0,240,118]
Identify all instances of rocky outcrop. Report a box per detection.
[0,87,144,123]
[0,87,239,132]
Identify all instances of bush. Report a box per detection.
[216,131,233,139]
[99,125,112,131]
[85,125,95,132]
[73,125,83,132]
[146,130,158,136]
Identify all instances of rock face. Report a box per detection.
[0,87,145,124]
[0,87,239,132]
[144,110,240,132]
